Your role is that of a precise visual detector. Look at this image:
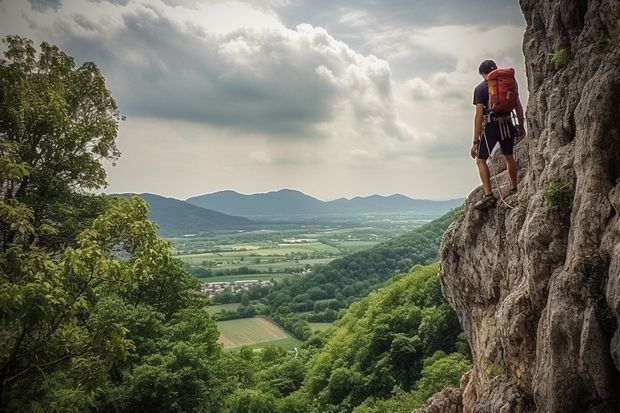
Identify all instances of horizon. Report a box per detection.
[120,188,467,203]
[2,0,525,200]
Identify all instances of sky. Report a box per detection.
[0,0,527,201]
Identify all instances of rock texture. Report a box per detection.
[439,1,620,412]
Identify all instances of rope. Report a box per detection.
[481,119,515,210]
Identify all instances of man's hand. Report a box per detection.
[517,124,526,139]
[470,143,478,159]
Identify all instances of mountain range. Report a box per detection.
[186,189,464,217]
[125,190,464,235]
[124,193,252,235]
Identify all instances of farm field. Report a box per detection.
[169,214,434,285]
[217,317,301,349]
[206,303,241,315]
[199,272,293,284]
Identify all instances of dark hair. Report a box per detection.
[478,59,497,74]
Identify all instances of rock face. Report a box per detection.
[439,1,620,412]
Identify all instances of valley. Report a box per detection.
[170,212,434,283]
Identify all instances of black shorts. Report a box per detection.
[477,119,516,160]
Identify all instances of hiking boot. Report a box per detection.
[474,194,497,210]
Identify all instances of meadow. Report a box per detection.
[171,213,432,283]
[217,317,302,350]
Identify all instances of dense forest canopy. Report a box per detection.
[0,36,468,413]
[264,210,458,339]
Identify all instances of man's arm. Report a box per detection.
[471,103,485,158]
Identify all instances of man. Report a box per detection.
[471,59,525,210]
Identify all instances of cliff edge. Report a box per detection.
[437,1,620,412]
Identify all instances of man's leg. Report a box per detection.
[503,154,517,190]
[476,158,493,195]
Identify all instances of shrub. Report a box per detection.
[549,48,570,68]
[543,180,573,214]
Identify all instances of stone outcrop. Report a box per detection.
[439,0,620,412]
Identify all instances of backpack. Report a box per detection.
[487,68,518,114]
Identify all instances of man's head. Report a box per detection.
[478,59,497,75]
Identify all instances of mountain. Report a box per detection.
[428,2,620,412]
[127,193,252,235]
[186,189,463,217]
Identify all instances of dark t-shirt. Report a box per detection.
[473,80,488,112]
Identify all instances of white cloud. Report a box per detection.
[1,0,526,200]
[411,24,523,61]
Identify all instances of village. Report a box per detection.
[201,279,273,300]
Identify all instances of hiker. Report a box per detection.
[471,59,525,210]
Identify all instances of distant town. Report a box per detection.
[201,279,273,300]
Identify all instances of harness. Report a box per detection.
[484,112,513,141]
[481,111,517,210]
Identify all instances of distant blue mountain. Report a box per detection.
[124,193,252,235]
[185,189,464,217]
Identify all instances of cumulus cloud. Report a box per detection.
[27,2,407,145]
[29,0,62,12]
[0,0,527,199]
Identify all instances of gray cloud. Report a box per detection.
[29,0,62,12]
[278,0,524,33]
[276,0,524,80]
[87,0,131,5]
[56,6,404,140]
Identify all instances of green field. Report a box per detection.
[206,303,241,315]
[217,317,301,349]
[308,322,334,332]
[170,216,431,283]
[198,272,293,283]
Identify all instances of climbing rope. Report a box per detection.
[480,117,516,210]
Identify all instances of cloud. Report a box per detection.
[28,2,407,145]
[0,0,527,200]
[88,0,130,6]
[29,0,62,12]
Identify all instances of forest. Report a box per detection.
[0,36,469,413]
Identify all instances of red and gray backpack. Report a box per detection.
[487,68,518,114]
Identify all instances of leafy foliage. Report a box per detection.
[543,179,573,214]
[1,36,469,413]
[266,210,459,338]
[549,48,570,69]
[299,263,467,412]
[0,36,231,412]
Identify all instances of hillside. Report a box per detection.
[266,209,459,339]
[300,263,470,413]
[431,1,620,412]
[186,189,463,217]
[130,193,252,235]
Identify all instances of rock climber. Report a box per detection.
[471,59,525,210]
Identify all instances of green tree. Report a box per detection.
[0,35,121,254]
[0,36,228,412]
[0,196,171,410]
[241,292,250,307]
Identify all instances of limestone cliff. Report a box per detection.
[436,1,620,412]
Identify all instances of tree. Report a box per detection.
[241,292,250,307]
[0,35,120,254]
[0,196,171,410]
[0,36,218,411]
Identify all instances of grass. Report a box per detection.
[197,272,293,283]
[549,48,570,69]
[543,180,573,214]
[217,317,300,349]
[206,303,242,314]
[308,322,334,331]
[237,337,302,351]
